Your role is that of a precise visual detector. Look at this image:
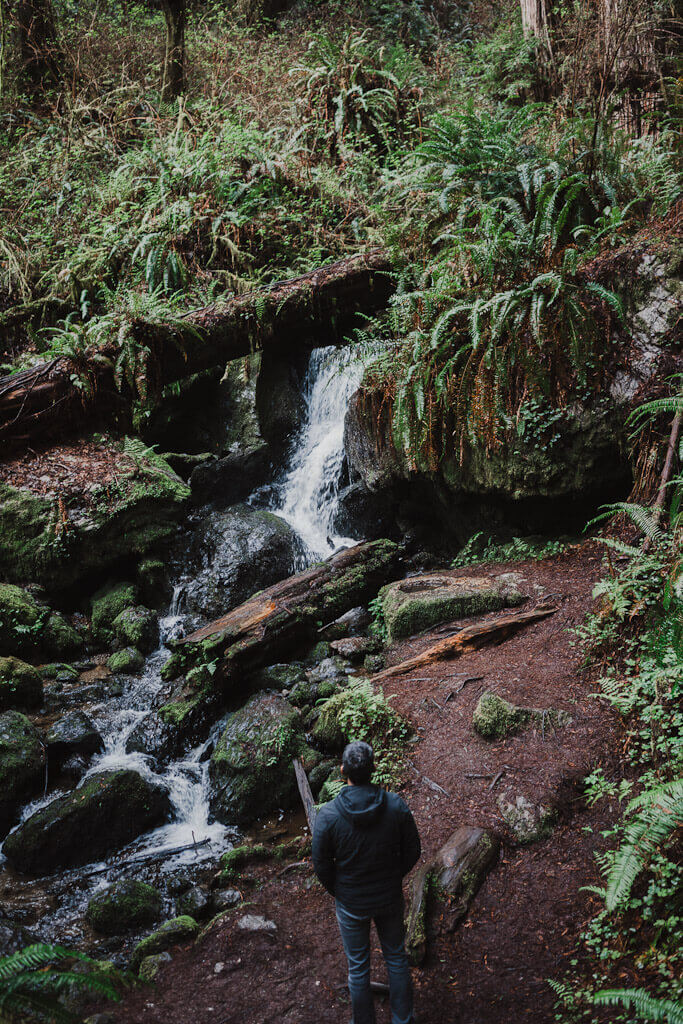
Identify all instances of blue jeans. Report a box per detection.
[335,899,414,1024]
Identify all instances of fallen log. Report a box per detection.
[370,603,558,684]
[0,249,392,450]
[160,540,401,725]
[405,826,500,965]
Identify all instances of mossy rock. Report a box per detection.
[107,647,145,675]
[46,711,103,762]
[86,880,163,936]
[0,584,82,659]
[497,793,558,844]
[251,662,306,691]
[0,448,189,594]
[472,693,531,740]
[138,951,171,983]
[3,769,172,874]
[0,657,43,710]
[91,582,137,645]
[288,678,337,708]
[310,689,352,752]
[0,711,46,838]
[379,573,524,642]
[208,694,305,825]
[136,558,170,608]
[308,759,338,799]
[113,607,157,654]
[473,692,571,741]
[40,663,79,682]
[130,916,199,972]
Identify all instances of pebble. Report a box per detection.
[237,914,276,933]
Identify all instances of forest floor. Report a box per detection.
[108,542,623,1024]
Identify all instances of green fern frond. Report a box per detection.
[593,988,683,1024]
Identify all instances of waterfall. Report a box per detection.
[273,346,363,561]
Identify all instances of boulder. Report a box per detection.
[91,582,137,645]
[0,657,43,710]
[255,349,307,451]
[0,446,189,594]
[125,710,185,760]
[86,880,163,936]
[0,711,46,838]
[329,637,379,662]
[209,694,305,825]
[473,692,571,740]
[250,662,306,691]
[0,917,36,955]
[176,886,210,920]
[497,792,558,844]
[130,916,199,972]
[3,769,172,874]
[107,647,145,675]
[0,584,82,659]
[320,606,372,640]
[138,951,171,982]
[378,573,524,642]
[112,607,157,655]
[183,505,304,620]
[237,914,276,933]
[46,711,104,763]
[288,678,337,709]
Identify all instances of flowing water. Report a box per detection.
[0,345,363,940]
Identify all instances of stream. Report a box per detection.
[0,345,364,948]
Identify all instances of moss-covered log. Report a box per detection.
[0,250,392,451]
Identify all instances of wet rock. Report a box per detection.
[125,711,180,760]
[237,914,276,933]
[107,647,145,675]
[212,889,242,912]
[86,880,163,936]
[473,692,571,740]
[130,916,199,972]
[137,558,172,608]
[304,641,331,664]
[177,886,210,920]
[320,606,372,640]
[113,606,157,655]
[0,917,36,955]
[309,759,338,799]
[497,793,558,844]
[183,505,303,620]
[379,573,524,642]
[3,769,172,874]
[329,637,379,662]
[332,481,397,541]
[0,584,82,660]
[0,711,46,839]
[0,449,189,595]
[306,656,349,684]
[91,582,137,645]
[40,663,79,682]
[209,694,305,825]
[288,678,337,709]
[165,873,192,897]
[250,662,306,691]
[0,657,43,711]
[61,754,90,783]
[138,951,172,983]
[46,711,104,763]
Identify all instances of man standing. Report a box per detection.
[312,740,421,1024]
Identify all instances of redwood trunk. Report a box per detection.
[160,0,185,100]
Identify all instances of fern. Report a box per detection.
[604,778,683,911]
[593,988,683,1024]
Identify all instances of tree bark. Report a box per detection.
[15,0,61,86]
[160,0,185,100]
[0,249,392,451]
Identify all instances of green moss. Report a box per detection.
[0,657,43,710]
[472,692,530,740]
[113,606,157,653]
[219,843,271,882]
[0,584,82,659]
[107,647,145,674]
[0,711,45,828]
[130,916,199,972]
[91,582,137,644]
[86,880,162,936]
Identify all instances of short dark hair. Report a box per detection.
[342,741,374,784]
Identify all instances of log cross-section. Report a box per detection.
[0,249,392,450]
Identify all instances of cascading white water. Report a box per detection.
[274,346,363,560]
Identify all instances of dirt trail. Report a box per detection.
[110,543,622,1024]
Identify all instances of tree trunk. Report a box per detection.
[520,0,552,49]
[160,0,185,100]
[0,249,392,451]
[15,0,61,86]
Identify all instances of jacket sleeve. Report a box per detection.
[312,810,336,897]
[399,802,421,877]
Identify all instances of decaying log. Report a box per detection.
[0,249,392,450]
[371,603,558,684]
[161,540,401,721]
[293,757,318,831]
[405,826,500,965]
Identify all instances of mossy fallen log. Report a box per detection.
[0,249,392,450]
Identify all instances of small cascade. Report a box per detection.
[274,346,363,561]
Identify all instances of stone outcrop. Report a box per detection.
[0,711,46,838]
[86,879,163,936]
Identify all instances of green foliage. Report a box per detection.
[0,943,125,1023]
[368,593,388,642]
[593,988,683,1024]
[453,532,567,567]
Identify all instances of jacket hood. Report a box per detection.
[334,784,386,828]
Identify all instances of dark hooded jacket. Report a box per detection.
[312,784,421,915]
